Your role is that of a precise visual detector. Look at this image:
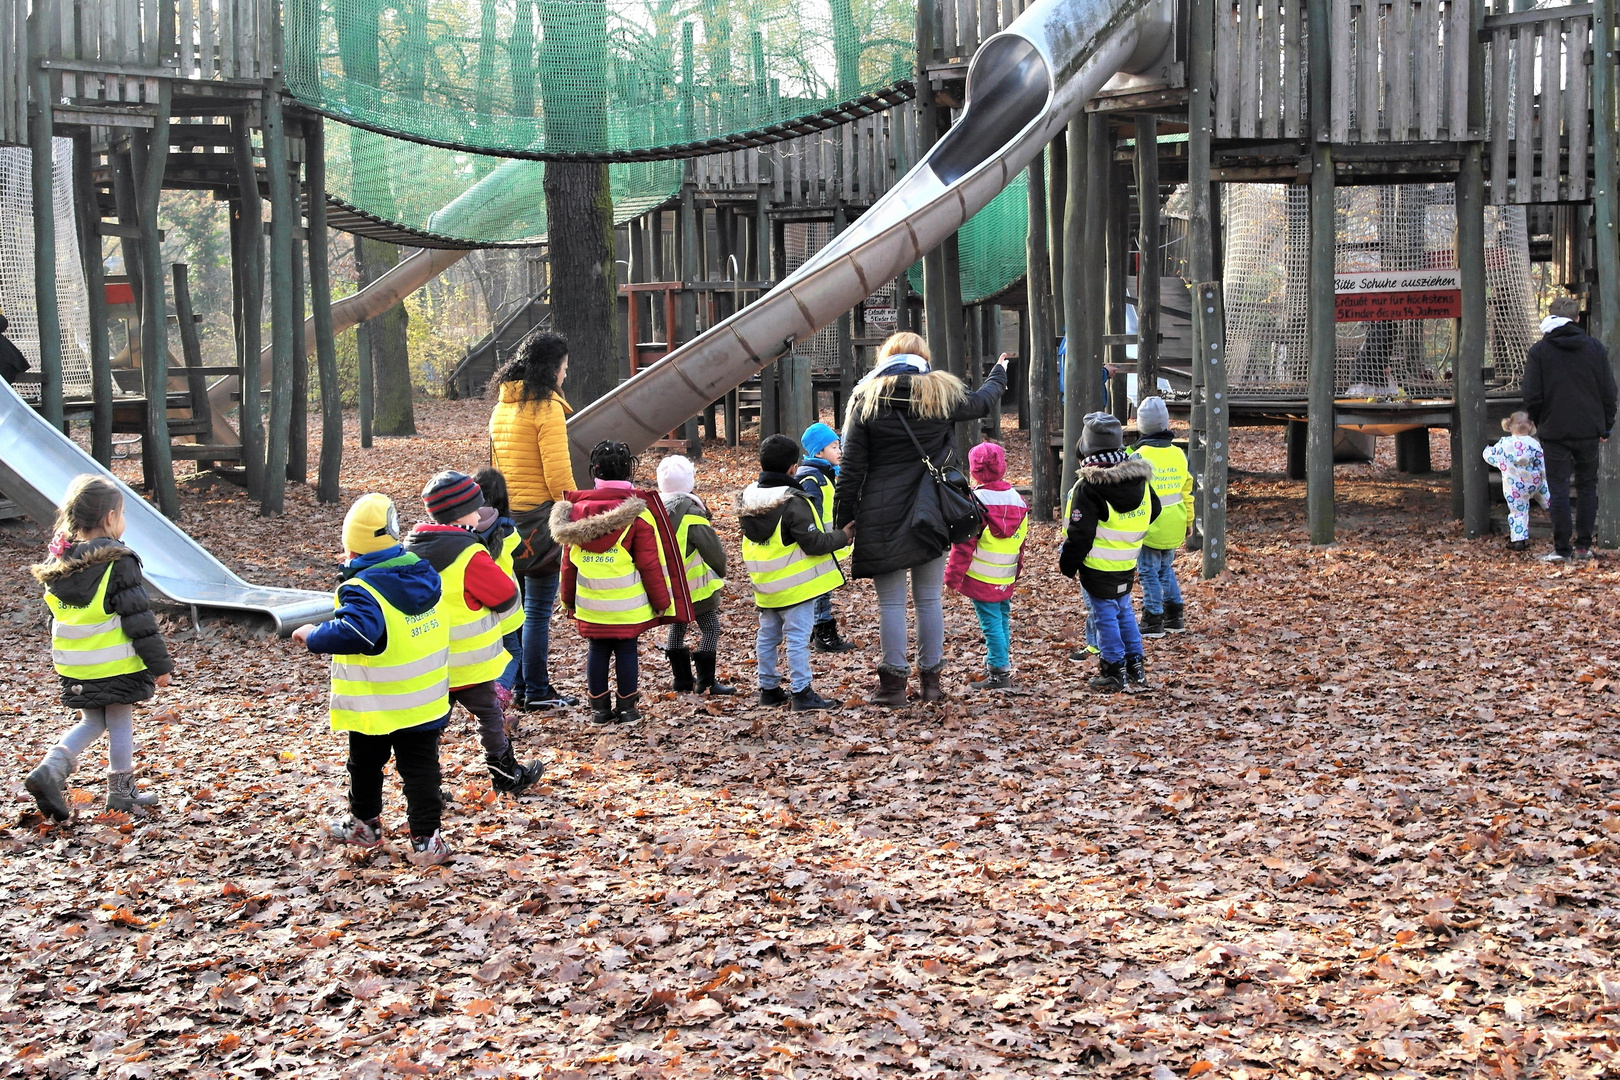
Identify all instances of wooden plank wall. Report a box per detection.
[1484,5,1594,205]
[691,109,903,210]
[928,0,1033,62]
[1213,0,1304,138]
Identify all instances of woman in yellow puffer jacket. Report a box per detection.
[488,331,579,711]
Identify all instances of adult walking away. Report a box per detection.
[834,332,1008,706]
[1523,297,1617,562]
[0,313,30,385]
[488,332,579,709]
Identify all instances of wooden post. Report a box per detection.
[307,117,342,502]
[172,265,212,467]
[1049,127,1066,339]
[1306,0,1336,544]
[289,236,308,483]
[942,233,973,451]
[261,84,295,515]
[1287,418,1308,480]
[134,83,179,517]
[834,205,857,426]
[1395,427,1432,473]
[1083,112,1111,422]
[1187,0,1215,526]
[1457,144,1489,538]
[1134,114,1161,402]
[28,3,63,429]
[1107,165,1129,422]
[1026,154,1055,520]
[1594,0,1620,544]
[73,131,113,465]
[983,303,1002,436]
[1196,283,1228,576]
[1060,115,1089,501]
[357,322,375,448]
[231,115,265,495]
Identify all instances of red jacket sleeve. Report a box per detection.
[461,549,518,613]
[560,551,577,610]
[629,519,673,615]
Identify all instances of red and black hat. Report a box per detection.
[421,470,486,524]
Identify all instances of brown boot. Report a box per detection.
[872,667,909,708]
[919,666,944,703]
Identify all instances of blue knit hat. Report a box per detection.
[801,422,839,459]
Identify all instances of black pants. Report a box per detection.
[586,637,640,696]
[449,681,509,758]
[1543,437,1601,553]
[348,726,443,838]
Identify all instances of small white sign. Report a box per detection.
[1334,269,1462,294]
[864,305,897,330]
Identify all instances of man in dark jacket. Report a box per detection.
[0,313,31,385]
[1522,296,1618,561]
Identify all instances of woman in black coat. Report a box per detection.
[834,332,1008,707]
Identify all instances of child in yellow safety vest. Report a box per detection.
[737,435,853,712]
[1059,413,1161,694]
[794,423,858,654]
[404,472,544,797]
[554,441,676,725]
[1129,397,1193,639]
[471,468,528,709]
[656,455,734,696]
[944,440,1029,690]
[25,475,175,820]
[291,494,453,864]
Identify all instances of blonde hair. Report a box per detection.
[876,331,931,363]
[1503,411,1536,437]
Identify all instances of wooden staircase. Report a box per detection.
[448,290,551,401]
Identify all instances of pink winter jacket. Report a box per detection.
[944,481,1030,603]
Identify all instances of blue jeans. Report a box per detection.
[1088,592,1142,663]
[813,591,834,622]
[1137,547,1183,615]
[521,571,560,693]
[498,630,523,693]
[1082,591,1099,651]
[756,599,816,692]
[971,599,1011,670]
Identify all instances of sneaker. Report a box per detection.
[1068,645,1100,663]
[1508,539,1527,551]
[1573,547,1594,561]
[1123,653,1150,693]
[1540,551,1569,563]
[973,668,1012,691]
[408,831,451,865]
[790,686,838,711]
[329,815,383,848]
[526,685,579,710]
[757,686,790,707]
[1088,660,1126,694]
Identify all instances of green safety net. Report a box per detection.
[906,168,1031,305]
[323,123,683,245]
[283,0,916,161]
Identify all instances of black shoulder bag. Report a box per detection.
[896,412,985,545]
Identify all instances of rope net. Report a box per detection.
[0,141,93,401]
[283,0,916,161]
[905,167,1031,305]
[1214,182,1538,402]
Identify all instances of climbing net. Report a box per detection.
[0,141,93,400]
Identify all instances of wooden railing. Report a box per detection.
[1483,4,1595,204]
[692,109,907,209]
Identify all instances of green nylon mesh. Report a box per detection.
[906,167,1030,305]
[323,123,683,244]
[284,0,915,160]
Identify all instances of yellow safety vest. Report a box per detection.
[743,497,846,609]
[570,509,676,626]
[1082,488,1153,575]
[494,530,525,635]
[675,511,724,604]
[963,490,1029,589]
[439,544,512,686]
[1132,443,1193,550]
[46,564,145,680]
[329,577,451,735]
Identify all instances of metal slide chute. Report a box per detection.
[565,0,1174,475]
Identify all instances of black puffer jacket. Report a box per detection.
[833,364,1007,578]
[1058,455,1161,599]
[34,538,174,708]
[1523,322,1618,442]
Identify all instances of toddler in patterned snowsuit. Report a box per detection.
[1483,411,1550,549]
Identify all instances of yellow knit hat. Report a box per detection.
[343,493,400,555]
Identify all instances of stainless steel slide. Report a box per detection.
[566,0,1174,473]
[0,379,333,634]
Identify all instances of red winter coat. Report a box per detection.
[551,488,673,639]
[944,481,1029,603]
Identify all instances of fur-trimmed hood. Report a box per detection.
[32,538,140,600]
[736,481,802,519]
[1076,454,1155,515]
[551,492,648,552]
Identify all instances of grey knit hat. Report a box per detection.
[1137,396,1170,435]
[1080,412,1124,456]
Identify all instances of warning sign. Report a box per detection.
[1334,270,1462,322]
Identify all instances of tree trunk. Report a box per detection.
[357,237,416,437]
[545,161,618,408]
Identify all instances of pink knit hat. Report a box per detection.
[969,440,1007,483]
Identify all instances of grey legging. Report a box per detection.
[871,554,947,672]
[56,704,135,773]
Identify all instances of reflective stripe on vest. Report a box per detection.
[675,511,724,604]
[1132,442,1193,550]
[571,510,674,625]
[1083,489,1153,573]
[46,564,145,679]
[329,577,451,734]
[496,530,525,635]
[439,544,511,686]
[965,517,1029,586]
[742,497,845,609]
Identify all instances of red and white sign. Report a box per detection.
[1334,269,1462,322]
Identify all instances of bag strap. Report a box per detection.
[896,411,944,476]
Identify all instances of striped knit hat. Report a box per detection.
[421,470,486,524]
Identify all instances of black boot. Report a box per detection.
[1163,601,1186,633]
[1088,659,1126,693]
[487,747,544,795]
[693,652,736,696]
[1123,653,1149,692]
[791,685,838,711]
[614,691,641,725]
[812,620,858,653]
[666,648,695,692]
[589,691,615,724]
[758,686,790,707]
[1140,611,1166,639]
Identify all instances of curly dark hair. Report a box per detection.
[589,440,638,482]
[490,330,568,401]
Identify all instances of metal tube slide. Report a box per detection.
[566,0,1172,475]
[0,378,334,634]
